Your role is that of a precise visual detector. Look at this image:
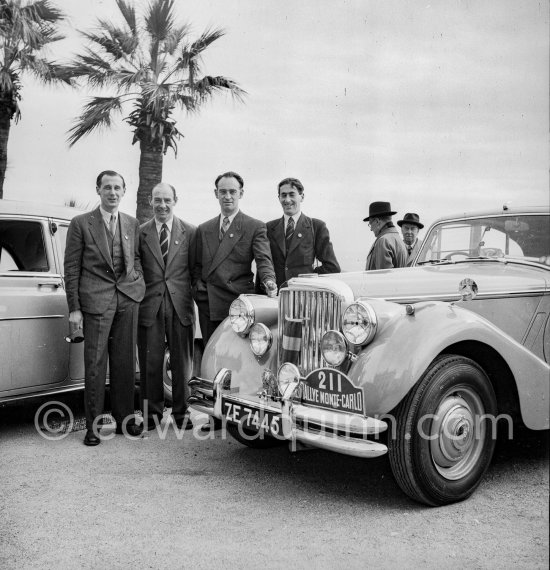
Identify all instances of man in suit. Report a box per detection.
[193,171,277,346]
[397,212,424,267]
[265,177,340,289]
[64,170,146,446]
[138,183,196,431]
[364,201,408,270]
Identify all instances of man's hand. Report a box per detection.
[264,279,278,298]
[69,310,83,331]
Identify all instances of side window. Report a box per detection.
[54,223,69,276]
[0,220,49,272]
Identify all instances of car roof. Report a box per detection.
[429,205,549,226]
[0,199,89,220]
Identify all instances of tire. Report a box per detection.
[226,423,286,449]
[163,340,204,406]
[388,354,497,506]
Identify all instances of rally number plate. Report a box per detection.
[300,368,365,415]
[222,399,284,439]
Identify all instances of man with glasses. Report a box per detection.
[363,201,407,270]
[193,171,277,346]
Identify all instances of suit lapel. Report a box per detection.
[166,218,185,268]
[272,217,286,256]
[88,208,113,268]
[119,212,132,270]
[287,214,310,257]
[143,219,164,269]
[208,211,244,276]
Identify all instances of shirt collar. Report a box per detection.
[284,212,301,228]
[220,210,239,228]
[155,216,174,234]
[99,206,118,226]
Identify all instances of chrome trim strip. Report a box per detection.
[358,290,548,304]
[0,383,83,403]
[0,315,65,321]
[294,429,388,458]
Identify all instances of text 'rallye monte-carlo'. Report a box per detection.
[189,205,549,506]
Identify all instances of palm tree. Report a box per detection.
[67,0,245,223]
[0,0,71,198]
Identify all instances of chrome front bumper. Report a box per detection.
[189,368,388,458]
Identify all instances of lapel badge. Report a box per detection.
[175,241,179,245]
[124,235,128,239]
[229,233,234,238]
[297,233,302,238]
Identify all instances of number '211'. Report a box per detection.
[318,371,342,392]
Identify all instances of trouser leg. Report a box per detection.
[108,292,139,426]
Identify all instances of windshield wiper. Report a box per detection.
[416,259,452,265]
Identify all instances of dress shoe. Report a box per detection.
[200,418,223,432]
[143,416,162,431]
[83,430,100,446]
[174,416,194,430]
[115,423,143,436]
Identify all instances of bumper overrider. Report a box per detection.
[189,368,388,458]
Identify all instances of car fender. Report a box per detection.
[349,299,549,429]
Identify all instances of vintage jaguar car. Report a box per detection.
[190,205,550,506]
[0,200,201,407]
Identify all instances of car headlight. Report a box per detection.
[342,302,377,345]
[277,362,301,397]
[249,323,272,356]
[229,296,255,334]
[321,330,347,366]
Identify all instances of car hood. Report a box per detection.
[316,261,549,302]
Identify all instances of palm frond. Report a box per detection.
[145,0,176,42]
[115,0,137,35]
[162,24,190,56]
[187,27,225,58]
[67,96,123,146]
[92,20,140,58]
[192,75,247,104]
[19,55,74,85]
[21,0,65,25]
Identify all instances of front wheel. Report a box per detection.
[388,355,497,506]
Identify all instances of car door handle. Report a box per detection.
[38,281,61,288]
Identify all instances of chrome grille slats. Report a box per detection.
[279,288,341,375]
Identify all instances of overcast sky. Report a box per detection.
[4,0,549,270]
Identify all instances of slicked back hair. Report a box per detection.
[96,170,126,189]
[152,182,177,200]
[215,171,244,189]
[278,177,304,195]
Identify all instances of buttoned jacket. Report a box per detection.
[64,207,145,314]
[138,217,197,327]
[194,211,275,321]
[266,214,340,288]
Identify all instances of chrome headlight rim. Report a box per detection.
[249,322,273,356]
[321,329,347,367]
[341,301,377,346]
[277,362,301,396]
[229,295,255,334]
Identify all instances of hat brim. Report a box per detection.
[397,219,424,229]
[363,211,397,222]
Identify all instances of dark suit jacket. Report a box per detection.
[64,208,145,314]
[194,210,275,321]
[365,223,408,270]
[266,214,340,288]
[138,217,197,327]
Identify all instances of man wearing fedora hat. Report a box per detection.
[397,212,424,267]
[364,201,407,270]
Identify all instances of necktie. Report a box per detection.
[160,223,169,264]
[407,246,412,255]
[220,216,230,241]
[109,215,116,237]
[285,216,294,251]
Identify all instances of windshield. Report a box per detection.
[417,214,550,266]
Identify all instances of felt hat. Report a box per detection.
[363,201,397,222]
[397,212,424,229]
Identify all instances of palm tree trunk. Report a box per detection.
[0,111,11,199]
[136,141,163,223]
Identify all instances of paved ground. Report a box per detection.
[0,394,548,569]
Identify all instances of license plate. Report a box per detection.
[222,399,284,439]
[300,368,364,415]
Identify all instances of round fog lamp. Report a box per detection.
[249,323,272,356]
[342,302,377,345]
[321,330,347,366]
[277,362,301,394]
[229,296,255,334]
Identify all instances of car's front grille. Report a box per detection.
[278,288,341,375]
